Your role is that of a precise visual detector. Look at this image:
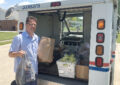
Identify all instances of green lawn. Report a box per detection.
[0,31,18,45]
[0,32,18,41]
[0,41,12,45]
[117,33,120,43]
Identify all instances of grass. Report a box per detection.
[0,31,18,45]
[0,32,18,41]
[0,41,12,45]
[117,33,120,43]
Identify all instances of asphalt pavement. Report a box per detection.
[0,44,15,85]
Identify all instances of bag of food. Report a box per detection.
[37,36,55,63]
[16,54,36,85]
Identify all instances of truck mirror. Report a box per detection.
[5,7,14,19]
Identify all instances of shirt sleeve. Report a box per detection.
[9,35,21,52]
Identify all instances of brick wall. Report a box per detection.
[0,20,18,31]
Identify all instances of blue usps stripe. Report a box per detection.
[112,55,115,58]
[89,66,109,72]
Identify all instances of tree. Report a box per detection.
[118,0,120,15]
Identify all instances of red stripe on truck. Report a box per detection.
[89,61,110,67]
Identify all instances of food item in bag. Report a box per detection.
[60,53,76,63]
[25,61,35,82]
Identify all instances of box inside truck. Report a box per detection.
[29,7,91,85]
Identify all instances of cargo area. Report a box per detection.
[29,7,92,85]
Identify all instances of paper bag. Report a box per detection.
[38,37,55,63]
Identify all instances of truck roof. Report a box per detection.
[14,0,117,11]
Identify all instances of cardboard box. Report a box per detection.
[38,37,55,63]
[75,65,89,80]
[57,60,76,78]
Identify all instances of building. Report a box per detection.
[0,8,5,20]
[0,8,18,31]
[0,20,18,31]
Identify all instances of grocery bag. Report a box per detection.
[16,54,36,85]
[38,36,55,63]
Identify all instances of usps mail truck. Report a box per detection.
[6,0,118,85]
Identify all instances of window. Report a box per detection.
[63,16,83,33]
[61,14,84,46]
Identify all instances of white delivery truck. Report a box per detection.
[5,0,118,85]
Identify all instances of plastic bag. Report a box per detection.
[16,54,36,85]
[77,42,90,57]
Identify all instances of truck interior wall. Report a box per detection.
[83,11,91,43]
[29,12,61,45]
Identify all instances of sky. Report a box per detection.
[0,0,63,9]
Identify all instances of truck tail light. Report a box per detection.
[96,45,104,55]
[19,22,24,30]
[96,33,104,43]
[51,2,61,7]
[95,57,103,67]
[97,19,105,29]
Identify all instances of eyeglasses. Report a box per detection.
[28,23,37,26]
